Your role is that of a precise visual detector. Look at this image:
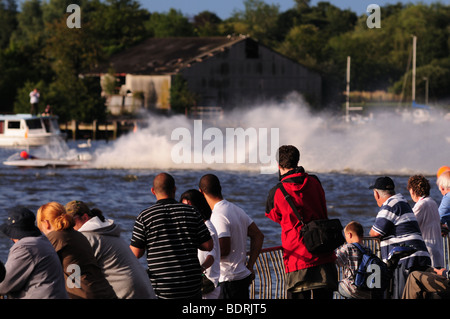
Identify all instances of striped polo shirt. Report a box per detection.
[371,193,431,269]
[131,198,212,299]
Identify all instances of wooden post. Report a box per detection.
[71,120,77,140]
[92,120,98,140]
[112,121,118,140]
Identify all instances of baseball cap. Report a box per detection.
[369,176,395,191]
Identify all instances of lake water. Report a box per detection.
[0,100,448,263]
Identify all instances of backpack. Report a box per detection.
[353,243,391,291]
[278,182,345,254]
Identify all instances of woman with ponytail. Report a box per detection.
[37,202,117,299]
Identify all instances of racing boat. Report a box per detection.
[3,150,92,168]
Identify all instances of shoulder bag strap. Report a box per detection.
[278,183,304,225]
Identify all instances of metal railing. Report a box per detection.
[250,236,450,299]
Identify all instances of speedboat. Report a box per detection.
[3,150,92,168]
[0,114,66,147]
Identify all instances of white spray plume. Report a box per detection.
[92,94,450,175]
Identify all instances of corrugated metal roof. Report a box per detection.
[95,36,247,75]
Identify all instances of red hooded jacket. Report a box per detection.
[265,168,336,273]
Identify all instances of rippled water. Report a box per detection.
[0,141,444,263]
[0,101,448,263]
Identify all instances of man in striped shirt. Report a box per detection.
[369,176,431,299]
[130,173,213,299]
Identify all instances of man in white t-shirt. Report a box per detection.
[29,88,40,115]
[199,174,264,299]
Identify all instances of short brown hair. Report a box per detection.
[277,145,300,169]
[344,221,364,238]
[199,174,222,198]
[407,175,430,197]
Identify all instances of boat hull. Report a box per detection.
[3,158,89,168]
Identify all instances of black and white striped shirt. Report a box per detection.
[131,198,211,299]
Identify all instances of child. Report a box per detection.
[335,221,373,299]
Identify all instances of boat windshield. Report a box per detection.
[26,119,43,130]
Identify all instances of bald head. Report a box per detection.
[152,173,176,199]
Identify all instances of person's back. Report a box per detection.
[265,145,337,299]
[131,199,211,298]
[47,228,117,299]
[408,174,444,268]
[437,171,450,226]
[0,236,68,299]
[335,222,372,299]
[199,173,264,299]
[78,216,156,299]
[211,199,253,282]
[266,169,336,271]
[412,197,444,267]
[0,207,67,299]
[370,177,431,299]
[372,193,430,269]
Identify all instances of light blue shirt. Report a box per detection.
[439,192,450,225]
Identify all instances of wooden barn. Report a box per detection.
[92,36,322,114]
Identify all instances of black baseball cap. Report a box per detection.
[369,176,395,191]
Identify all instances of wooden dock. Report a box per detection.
[60,119,138,140]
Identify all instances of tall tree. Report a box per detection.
[225,0,280,46]
[43,17,105,122]
[145,9,195,37]
[88,0,150,55]
[0,0,18,49]
[193,11,223,36]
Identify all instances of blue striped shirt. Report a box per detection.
[372,193,431,269]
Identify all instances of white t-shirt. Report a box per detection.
[412,196,444,268]
[198,220,221,287]
[210,199,253,282]
[29,91,39,104]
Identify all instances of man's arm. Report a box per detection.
[219,237,231,257]
[129,245,145,259]
[246,222,264,275]
[369,228,382,237]
[199,238,213,252]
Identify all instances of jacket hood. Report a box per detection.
[78,216,121,237]
[280,167,309,191]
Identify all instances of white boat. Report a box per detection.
[0,114,65,147]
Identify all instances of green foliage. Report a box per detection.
[0,0,449,120]
[145,9,195,37]
[193,11,222,36]
[170,74,197,114]
[0,0,18,49]
[13,80,47,114]
[225,0,280,46]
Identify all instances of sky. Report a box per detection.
[138,0,449,19]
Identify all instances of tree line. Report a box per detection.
[0,0,449,122]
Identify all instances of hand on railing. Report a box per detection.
[441,224,449,237]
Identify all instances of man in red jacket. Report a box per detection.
[265,145,337,299]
